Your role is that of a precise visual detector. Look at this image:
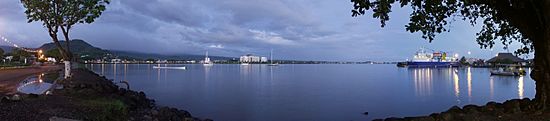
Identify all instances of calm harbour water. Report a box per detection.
[86,64,535,121]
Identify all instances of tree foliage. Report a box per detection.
[20,0,109,60]
[45,48,62,60]
[351,0,543,55]
[0,48,4,59]
[59,0,109,60]
[459,56,468,65]
[10,49,32,61]
[351,0,550,109]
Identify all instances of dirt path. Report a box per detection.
[0,65,62,95]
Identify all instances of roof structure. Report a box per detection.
[486,53,527,64]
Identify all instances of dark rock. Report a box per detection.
[363,111,369,115]
[429,113,439,117]
[503,99,521,113]
[384,117,404,121]
[519,98,532,111]
[405,116,435,121]
[144,115,153,120]
[27,94,39,98]
[439,112,453,121]
[0,96,9,103]
[11,94,21,101]
[79,84,86,88]
[463,105,480,114]
[183,117,194,121]
[446,106,463,114]
[151,109,159,116]
[483,102,498,112]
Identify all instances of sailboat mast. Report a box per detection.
[270,49,273,64]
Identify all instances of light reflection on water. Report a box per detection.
[88,64,535,121]
[17,73,53,94]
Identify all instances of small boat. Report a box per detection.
[268,49,279,66]
[241,63,250,66]
[490,70,519,76]
[490,65,526,76]
[153,66,186,70]
[203,51,214,66]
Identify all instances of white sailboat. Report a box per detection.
[153,64,186,70]
[268,49,279,66]
[203,51,214,66]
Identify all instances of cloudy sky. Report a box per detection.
[0,0,527,61]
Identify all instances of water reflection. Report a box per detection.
[490,76,494,100]
[412,68,433,96]
[124,64,128,81]
[205,65,211,82]
[467,67,472,102]
[453,69,460,104]
[112,63,118,81]
[17,73,53,94]
[86,64,536,121]
[518,76,524,99]
[101,63,105,75]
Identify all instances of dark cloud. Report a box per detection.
[0,0,510,61]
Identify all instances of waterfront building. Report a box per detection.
[111,59,121,63]
[240,54,268,63]
[487,53,528,66]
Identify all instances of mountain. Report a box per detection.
[38,39,110,59]
[38,39,235,60]
[111,50,235,60]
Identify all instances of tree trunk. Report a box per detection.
[60,26,73,79]
[64,61,71,78]
[61,26,72,61]
[531,27,550,110]
[48,28,71,79]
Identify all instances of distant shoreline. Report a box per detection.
[82,62,398,65]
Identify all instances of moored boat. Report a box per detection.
[398,47,459,68]
[490,65,526,76]
[268,49,279,66]
[153,66,186,70]
[203,51,214,66]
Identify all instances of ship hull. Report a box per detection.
[404,61,458,68]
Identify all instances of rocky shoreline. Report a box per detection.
[375,98,550,121]
[0,68,211,121]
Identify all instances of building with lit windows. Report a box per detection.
[240,54,268,63]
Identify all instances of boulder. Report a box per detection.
[446,106,463,114]
[503,99,521,113]
[462,105,480,114]
[10,94,21,101]
[49,116,81,121]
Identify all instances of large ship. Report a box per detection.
[398,48,459,68]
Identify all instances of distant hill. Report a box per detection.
[38,39,110,59]
[38,39,235,60]
[110,50,235,60]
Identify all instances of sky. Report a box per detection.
[0,0,529,61]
